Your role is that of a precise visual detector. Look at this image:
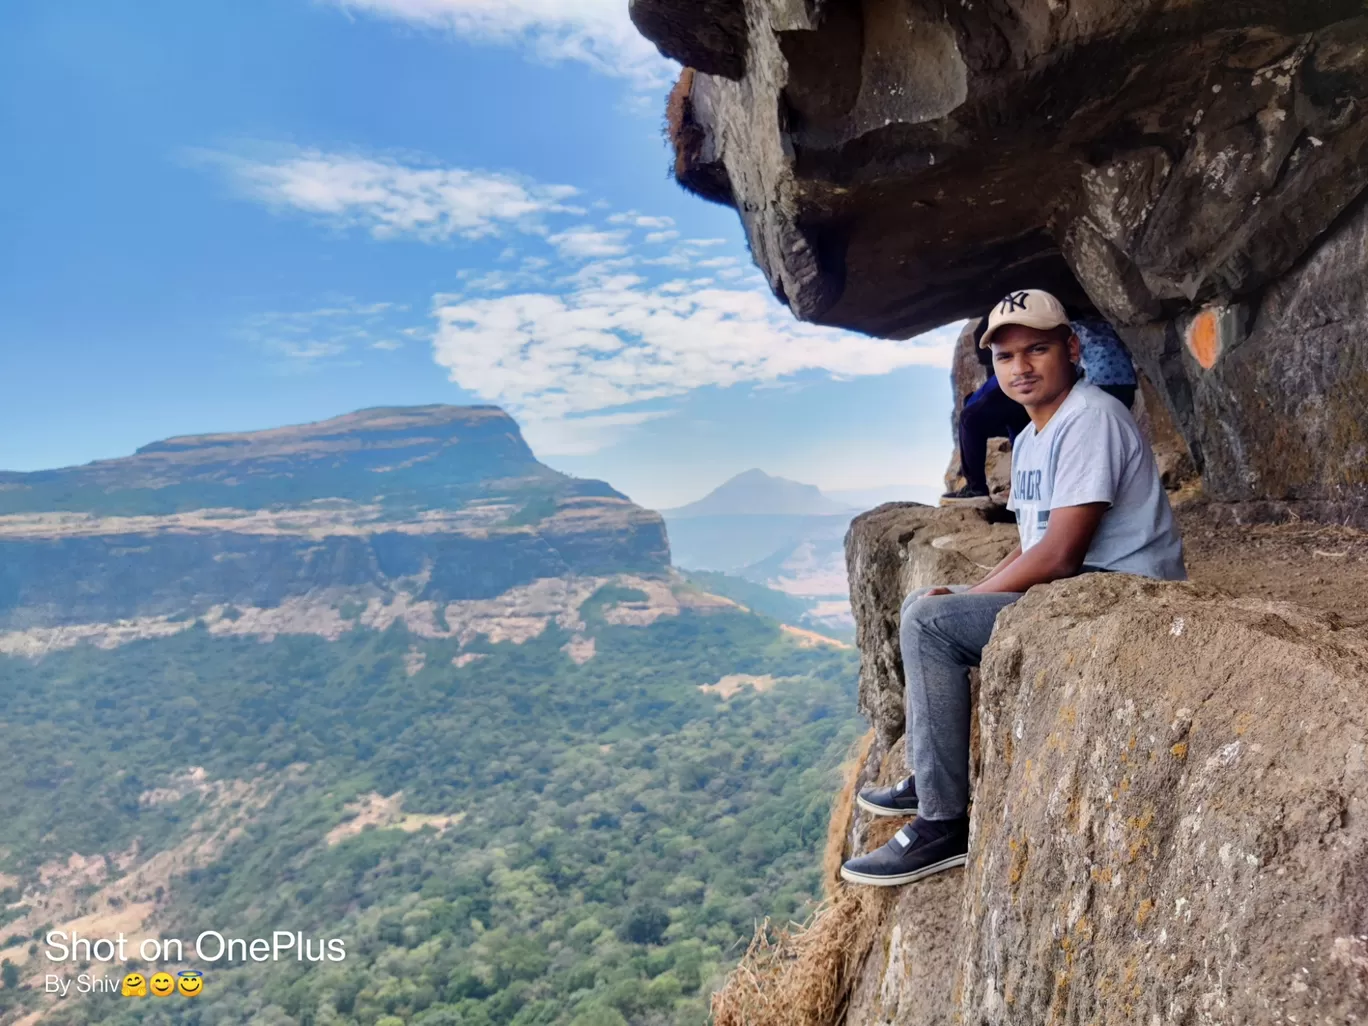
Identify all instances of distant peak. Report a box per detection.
[664,468,856,518]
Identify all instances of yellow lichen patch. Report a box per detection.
[1126,807,1157,862]
[1008,836,1030,887]
[1171,741,1189,760]
[1065,788,1083,828]
[1136,898,1155,926]
[1035,669,1048,689]
[1073,915,1094,944]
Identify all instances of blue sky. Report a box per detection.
[0,0,958,508]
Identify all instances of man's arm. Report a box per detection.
[968,503,1107,594]
[978,545,1022,586]
[919,545,1022,598]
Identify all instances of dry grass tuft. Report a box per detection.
[710,891,893,1026]
[820,730,875,896]
[712,730,896,1026]
[665,67,696,160]
[662,67,733,205]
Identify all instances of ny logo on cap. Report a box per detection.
[999,291,1030,314]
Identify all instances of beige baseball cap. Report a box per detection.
[979,289,1070,348]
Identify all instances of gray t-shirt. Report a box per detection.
[1007,381,1186,580]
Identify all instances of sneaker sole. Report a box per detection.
[855,794,919,818]
[839,853,968,887]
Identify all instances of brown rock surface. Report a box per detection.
[832,505,1368,1025]
[964,576,1368,1024]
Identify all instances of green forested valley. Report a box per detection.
[0,590,860,1025]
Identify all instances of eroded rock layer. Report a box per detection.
[640,1,1368,518]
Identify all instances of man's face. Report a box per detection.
[990,325,1079,408]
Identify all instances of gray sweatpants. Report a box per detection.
[900,585,1023,820]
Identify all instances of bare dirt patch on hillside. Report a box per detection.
[325,792,463,846]
[0,571,745,659]
[700,674,783,699]
[2,767,302,990]
[781,625,852,650]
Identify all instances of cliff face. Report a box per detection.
[637,0,1368,522]
[0,407,670,629]
[628,5,1368,1021]
[829,506,1368,1026]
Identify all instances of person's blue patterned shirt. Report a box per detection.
[1073,317,1137,387]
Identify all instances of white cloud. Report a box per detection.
[209,150,955,451]
[240,298,413,368]
[321,0,674,86]
[204,147,580,241]
[527,410,671,456]
[278,339,348,361]
[547,226,631,259]
[609,213,676,229]
[430,276,958,453]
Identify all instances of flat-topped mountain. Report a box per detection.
[0,406,669,628]
[0,405,620,516]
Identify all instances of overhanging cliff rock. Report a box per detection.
[718,504,1368,1026]
[636,2,1368,521]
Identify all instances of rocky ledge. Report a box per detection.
[638,1,1368,522]
[716,503,1368,1025]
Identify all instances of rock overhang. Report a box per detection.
[640,1,1368,336]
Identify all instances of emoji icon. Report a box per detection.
[121,972,147,997]
[149,971,175,997]
[176,970,203,997]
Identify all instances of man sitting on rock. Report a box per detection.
[841,288,1187,887]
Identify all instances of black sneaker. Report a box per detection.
[839,817,970,887]
[939,485,992,506]
[856,775,920,817]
